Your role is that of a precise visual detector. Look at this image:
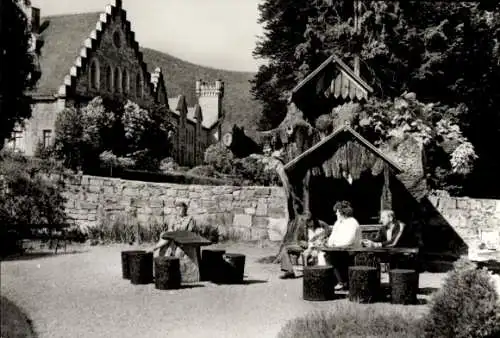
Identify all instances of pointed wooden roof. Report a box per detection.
[284,123,403,176]
[291,54,374,103]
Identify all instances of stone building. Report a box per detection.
[6,0,224,167]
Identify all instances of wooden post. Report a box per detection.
[381,165,392,211]
[303,170,311,216]
[353,0,361,76]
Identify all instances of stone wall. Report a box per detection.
[428,193,500,251]
[63,174,288,241]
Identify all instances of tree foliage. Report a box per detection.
[53,97,175,172]
[253,0,500,196]
[0,0,40,148]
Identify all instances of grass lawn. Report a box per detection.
[1,296,36,338]
[0,241,445,338]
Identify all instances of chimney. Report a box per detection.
[26,6,40,33]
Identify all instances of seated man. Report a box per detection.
[151,201,195,257]
[320,200,362,290]
[279,213,329,279]
[362,210,405,248]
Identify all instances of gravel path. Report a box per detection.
[1,243,446,338]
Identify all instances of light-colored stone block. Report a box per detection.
[268,217,287,241]
[245,208,256,215]
[233,214,252,228]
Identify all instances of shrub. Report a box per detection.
[231,156,281,186]
[277,302,424,338]
[423,258,500,338]
[187,165,221,178]
[0,151,69,255]
[191,223,221,243]
[204,142,234,173]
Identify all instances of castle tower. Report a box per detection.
[195,79,224,140]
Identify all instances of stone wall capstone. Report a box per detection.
[62,174,288,241]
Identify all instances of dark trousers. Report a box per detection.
[323,251,350,285]
[280,243,307,274]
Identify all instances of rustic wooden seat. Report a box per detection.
[161,231,212,283]
[348,266,380,303]
[303,265,336,301]
[121,250,146,279]
[154,257,181,290]
[390,269,419,305]
[213,253,246,284]
[201,249,226,282]
[129,251,153,285]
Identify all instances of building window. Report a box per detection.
[10,129,24,152]
[42,129,52,148]
[114,67,121,93]
[122,68,129,93]
[136,72,143,98]
[89,59,100,90]
[106,65,113,92]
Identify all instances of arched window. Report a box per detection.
[106,65,113,92]
[122,68,129,94]
[114,67,121,93]
[89,59,100,90]
[136,72,143,98]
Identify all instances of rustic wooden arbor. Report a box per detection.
[275,123,404,256]
[266,54,409,259]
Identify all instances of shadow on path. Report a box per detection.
[0,296,37,338]
[1,250,88,262]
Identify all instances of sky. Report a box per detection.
[31,0,267,72]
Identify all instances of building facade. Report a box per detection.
[7,0,224,167]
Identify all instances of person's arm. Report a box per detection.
[151,238,169,252]
[184,216,195,231]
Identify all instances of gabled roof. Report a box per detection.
[30,12,102,96]
[291,54,374,103]
[284,123,403,176]
[168,96,197,123]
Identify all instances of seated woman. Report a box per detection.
[279,213,329,279]
[320,200,362,290]
[362,210,405,248]
[150,201,196,257]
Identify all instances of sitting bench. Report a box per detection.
[160,231,212,283]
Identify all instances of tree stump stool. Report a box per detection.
[353,252,381,281]
[129,251,153,285]
[388,253,419,284]
[303,265,335,301]
[348,266,380,304]
[214,253,246,284]
[121,250,146,279]
[390,269,419,305]
[154,257,181,290]
[201,249,226,282]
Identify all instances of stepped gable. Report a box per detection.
[30,0,158,99]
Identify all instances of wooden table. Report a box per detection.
[320,247,420,283]
[160,231,212,282]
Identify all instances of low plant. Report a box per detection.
[277,302,424,338]
[423,258,500,338]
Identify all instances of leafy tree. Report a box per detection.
[54,97,175,172]
[53,97,115,170]
[122,101,174,170]
[253,1,500,196]
[0,0,40,148]
[251,0,316,130]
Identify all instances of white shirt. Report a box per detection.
[327,217,362,248]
